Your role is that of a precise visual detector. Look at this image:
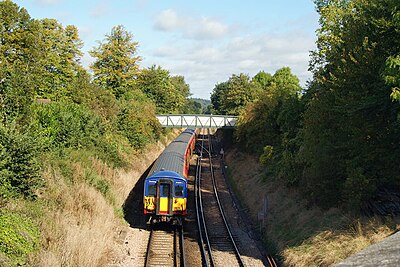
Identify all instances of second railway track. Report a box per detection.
[195,130,245,267]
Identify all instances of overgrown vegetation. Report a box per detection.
[210,0,400,265]
[224,149,397,266]
[212,0,400,212]
[0,125,42,199]
[2,0,400,264]
[0,0,195,264]
[0,210,40,266]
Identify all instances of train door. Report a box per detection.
[156,179,173,216]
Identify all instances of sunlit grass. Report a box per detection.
[225,149,398,267]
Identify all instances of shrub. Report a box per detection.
[0,210,40,266]
[29,102,104,150]
[116,94,161,150]
[0,125,42,198]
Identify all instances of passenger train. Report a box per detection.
[143,128,196,224]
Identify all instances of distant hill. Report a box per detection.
[190,98,211,108]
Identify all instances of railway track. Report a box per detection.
[145,224,185,267]
[142,128,276,267]
[195,129,245,267]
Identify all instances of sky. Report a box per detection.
[13,0,320,99]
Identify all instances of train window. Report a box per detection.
[175,185,184,196]
[147,184,156,196]
[160,184,170,197]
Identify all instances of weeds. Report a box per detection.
[0,209,40,266]
[225,149,398,267]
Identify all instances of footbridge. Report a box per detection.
[156,114,238,128]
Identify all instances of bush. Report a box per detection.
[0,125,42,198]
[29,102,104,150]
[116,94,161,150]
[0,210,40,266]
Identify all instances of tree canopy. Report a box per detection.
[211,73,261,115]
[299,0,400,208]
[136,65,187,114]
[233,0,400,211]
[90,25,141,98]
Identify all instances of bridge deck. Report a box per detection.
[156,114,237,128]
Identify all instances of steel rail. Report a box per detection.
[144,228,154,267]
[174,226,186,267]
[266,255,278,267]
[145,225,185,267]
[207,130,245,267]
[179,226,186,267]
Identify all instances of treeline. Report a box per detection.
[212,0,400,211]
[0,1,197,264]
[0,0,200,198]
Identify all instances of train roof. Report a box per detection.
[145,170,186,182]
[149,128,195,177]
[174,128,196,143]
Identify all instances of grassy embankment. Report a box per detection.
[1,127,179,266]
[225,149,399,266]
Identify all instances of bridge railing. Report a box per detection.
[156,114,237,128]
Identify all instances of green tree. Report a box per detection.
[29,19,83,100]
[136,65,185,113]
[211,73,260,115]
[210,81,229,114]
[252,71,273,89]
[236,67,303,184]
[0,124,42,198]
[0,1,85,122]
[90,25,141,98]
[35,19,84,100]
[170,75,191,99]
[300,0,400,209]
[116,91,161,149]
[0,0,38,122]
[271,67,302,94]
[181,99,202,114]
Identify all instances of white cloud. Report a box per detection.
[190,17,228,40]
[90,2,111,18]
[153,46,180,58]
[154,9,180,31]
[154,9,229,40]
[146,31,316,99]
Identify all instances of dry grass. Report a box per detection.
[225,148,398,267]
[33,130,180,266]
[283,220,393,267]
[35,168,116,267]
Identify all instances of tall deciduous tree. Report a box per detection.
[170,75,191,99]
[211,73,260,115]
[36,19,83,100]
[252,71,273,89]
[300,0,400,209]
[236,67,303,184]
[210,81,229,114]
[136,65,185,114]
[0,0,39,122]
[90,25,141,98]
[0,1,85,123]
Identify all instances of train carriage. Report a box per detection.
[143,128,196,224]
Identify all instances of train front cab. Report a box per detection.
[144,174,187,225]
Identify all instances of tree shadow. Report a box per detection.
[122,161,155,230]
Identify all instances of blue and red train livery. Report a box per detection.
[143,128,196,224]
